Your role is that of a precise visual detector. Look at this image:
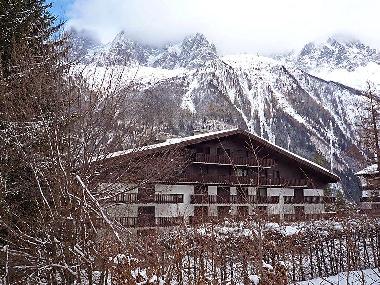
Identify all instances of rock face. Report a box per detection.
[278,36,380,72]
[79,31,217,69]
[275,36,380,90]
[151,33,218,69]
[71,32,378,198]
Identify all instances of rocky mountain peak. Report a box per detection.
[151,33,217,69]
[68,28,101,61]
[293,36,380,72]
[75,31,217,69]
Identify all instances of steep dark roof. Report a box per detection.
[100,128,339,183]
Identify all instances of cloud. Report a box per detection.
[66,0,380,55]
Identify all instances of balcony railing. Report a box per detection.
[175,175,309,187]
[113,193,138,203]
[194,153,274,167]
[360,197,380,203]
[109,216,184,228]
[155,194,184,203]
[117,217,138,227]
[284,196,328,204]
[112,193,184,204]
[156,217,184,227]
[190,194,279,204]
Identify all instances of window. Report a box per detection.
[204,147,210,154]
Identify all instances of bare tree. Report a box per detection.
[358,82,380,171]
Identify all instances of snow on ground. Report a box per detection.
[293,268,380,285]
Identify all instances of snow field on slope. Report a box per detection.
[293,268,380,285]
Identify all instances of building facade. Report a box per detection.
[95,129,339,228]
[356,164,380,216]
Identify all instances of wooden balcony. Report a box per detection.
[190,194,279,204]
[109,216,184,228]
[194,153,274,167]
[175,175,309,187]
[117,217,138,227]
[284,196,324,204]
[156,217,184,227]
[112,193,184,204]
[360,197,380,203]
[113,193,138,203]
[155,194,184,203]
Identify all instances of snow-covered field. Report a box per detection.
[293,268,380,285]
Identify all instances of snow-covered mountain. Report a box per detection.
[82,31,217,69]
[71,31,377,198]
[277,36,380,90]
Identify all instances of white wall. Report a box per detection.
[107,204,138,217]
[208,186,217,195]
[155,204,194,217]
[155,184,194,217]
[304,189,324,196]
[267,188,294,196]
[268,204,295,215]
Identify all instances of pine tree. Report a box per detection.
[0,0,61,78]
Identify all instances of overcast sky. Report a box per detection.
[62,0,380,55]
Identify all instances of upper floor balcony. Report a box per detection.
[284,196,335,204]
[193,153,274,167]
[189,194,276,204]
[112,193,184,204]
[360,197,380,203]
[175,174,310,188]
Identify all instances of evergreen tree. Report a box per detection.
[0,0,61,78]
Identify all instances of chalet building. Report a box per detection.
[95,129,339,228]
[356,164,380,216]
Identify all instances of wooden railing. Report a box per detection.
[190,195,279,204]
[117,217,138,227]
[194,153,274,167]
[284,196,334,204]
[155,194,184,203]
[107,216,184,228]
[113,193,138,203]
[112,193,184,204]
[176,175,309,187]
[360,197,380,203]
[284,196,321,204]
[156,217,184,227]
